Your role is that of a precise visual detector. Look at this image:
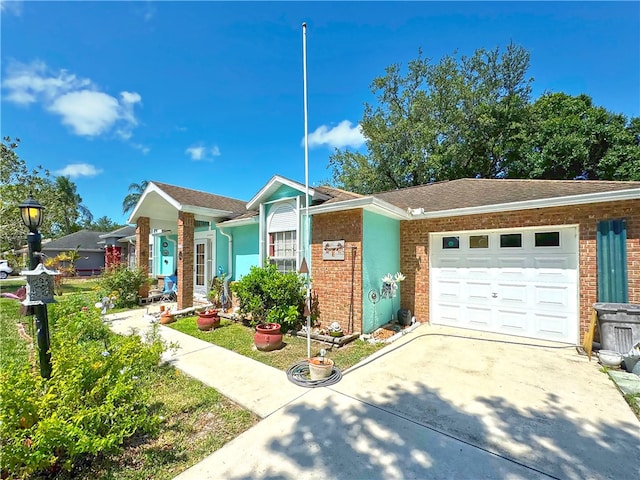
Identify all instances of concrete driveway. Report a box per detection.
[176,324,639,480]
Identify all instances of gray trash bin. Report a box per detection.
[593,303,640,354]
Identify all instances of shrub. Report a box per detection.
[97,264,149,308]
[0,294,166,478]
[231,263,306,331]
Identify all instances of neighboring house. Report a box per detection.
[98,226,137,269]
[41,230,108,276]
[129,176,640,345]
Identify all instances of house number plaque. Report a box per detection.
[322,240,345,261]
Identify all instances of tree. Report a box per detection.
[511,93,640,180]
[329,43,533,192]
[54,176,93,235]
[122,180,148,216]
[0,137,97,252]
[0,137,54,251]
[329,44,640,192]
[88,216,123,232]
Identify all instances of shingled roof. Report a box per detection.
[374,178,640,212]
[42,230,108,252]
[314,185,363,204]
[152,181,249,214]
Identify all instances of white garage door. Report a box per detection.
[430,226,579,344]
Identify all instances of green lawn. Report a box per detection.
[168,316,385,372]
[0,284,258,479]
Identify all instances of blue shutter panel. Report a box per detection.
[597,219,628,303]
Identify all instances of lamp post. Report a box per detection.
[19,195,52,379]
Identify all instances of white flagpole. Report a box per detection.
[302,22,311,359]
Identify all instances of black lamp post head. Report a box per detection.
[19,196,44,233]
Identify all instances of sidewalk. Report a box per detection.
[105,306,307,418]
[105,309,554,480]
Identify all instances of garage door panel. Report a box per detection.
[497,283,528,305]
[497,257,528,268]
[467,257,492,268]
[435,280,462,301]
[534,285,570,308]
[467,281,492,303]
[496,309,528,333]
[430,226,578,344]
[467,306,491,327]
[534,256,574,269]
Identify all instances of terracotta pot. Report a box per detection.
[308,357,334,380]
[197,310,220,331]
[160,313,175,325]
[254,323,283,351]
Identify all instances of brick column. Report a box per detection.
[177,211,194,309]
[136,217,150,297]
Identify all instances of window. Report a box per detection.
[469,235,489,249]
[442,236,460,249]
[268,230,297,272]
[148,243,153,274]
[500,233,522,248]
[535,231,560,247]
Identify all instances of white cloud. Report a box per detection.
[0,0,23,16]
[306,120,366,149]
[185,144,221,161]
[55,163,103,178]
[48,90,120,136]
[132,143,150,155]
[2,60,142,138]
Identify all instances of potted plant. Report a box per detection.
[254,322,283,351]
[327,321,344,337]
[197,308,220,331]
[308,350,334,380]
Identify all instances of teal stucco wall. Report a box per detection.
[362,211,400,332]
[268,185,303,202]
[230,223,259,280]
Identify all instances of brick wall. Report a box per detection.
[311,210,363,334]
[400,199,640,344]
[177,211,194,309]
[135,217,150,297]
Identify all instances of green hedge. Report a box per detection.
[0,294,165,478]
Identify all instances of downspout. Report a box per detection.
[218,227,233,279]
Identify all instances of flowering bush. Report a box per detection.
[97,264,149,308]
[0,294,166,477]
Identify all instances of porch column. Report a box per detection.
[177,211,194,309]
[136,217,150,297]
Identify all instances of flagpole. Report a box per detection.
[302,22,311,359]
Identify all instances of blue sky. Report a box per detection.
[2,1,639,226]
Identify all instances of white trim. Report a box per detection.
[259,203,265,266]
[409,188,640,219]
[308,196,409,220]
[246,175,329,210]
[128,181,237,223]
[216,216,258,228]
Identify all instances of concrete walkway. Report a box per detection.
[105,308,640,480]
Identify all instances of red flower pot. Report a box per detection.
[197,310,220,331]
[254,323,283,351]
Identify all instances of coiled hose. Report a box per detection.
[286,360,342,388]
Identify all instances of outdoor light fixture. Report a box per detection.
[18,195,52,379]
[19,196,44,232]
[21,263,59,306]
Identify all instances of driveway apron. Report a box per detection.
[332,324,640,480]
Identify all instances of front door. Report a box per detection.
[194,236,215,298]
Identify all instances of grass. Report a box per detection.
[49,365,258,480]
[168,316,385,372]
[0,283,258,479]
